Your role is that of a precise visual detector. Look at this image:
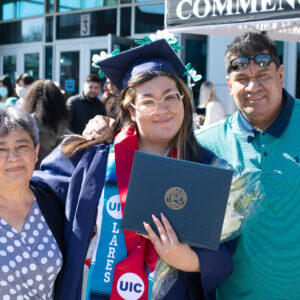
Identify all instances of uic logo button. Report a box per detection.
[117,272,145,300]
[106,195,122,219]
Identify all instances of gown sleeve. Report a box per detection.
[31,138,84,202]
[193,240,235,299]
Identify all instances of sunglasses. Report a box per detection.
[227,53,280,74]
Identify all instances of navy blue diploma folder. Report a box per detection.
[121,151,234,250]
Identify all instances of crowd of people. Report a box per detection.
[0,31,299,300]
[0,72,117,166]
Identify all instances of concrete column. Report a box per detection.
[206,35,237,116]
[283,41,297,97]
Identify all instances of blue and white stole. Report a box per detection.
[86,144,127,299]
[85,144,155,299]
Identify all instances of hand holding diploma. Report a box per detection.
[143,213,200,272]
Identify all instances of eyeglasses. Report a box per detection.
[131,91,183,115]
[227,53,280,74]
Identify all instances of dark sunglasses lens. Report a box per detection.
[231,57,250,70]
[254,54,272,67]
[229,54,273,72]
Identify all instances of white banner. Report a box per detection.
[165,0,300,41]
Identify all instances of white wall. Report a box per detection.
[206,35,236,116]
[283,41,297,97]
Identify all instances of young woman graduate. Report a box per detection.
[32,38,234,300]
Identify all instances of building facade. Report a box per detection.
[0,0,299,114]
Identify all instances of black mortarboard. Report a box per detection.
[94,39,187,91]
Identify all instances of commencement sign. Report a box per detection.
[165,0,300,41]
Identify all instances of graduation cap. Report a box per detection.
[94,39,187,91]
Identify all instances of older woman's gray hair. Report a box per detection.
[0,107,39,146]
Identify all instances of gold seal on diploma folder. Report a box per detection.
[165,187,187,210]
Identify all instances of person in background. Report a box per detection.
[23,79,69,167]
[101,91,117,117]
[15,73,34,108]
[105,77,119,96]
[32,39,234,300]
[102,77,119,118]
[67,73,106,134]
[197,81,226,128]
[0,75,18,107]
[0,107,64,299]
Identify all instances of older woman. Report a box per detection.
[0,107,64,299]
[32,39,234,300]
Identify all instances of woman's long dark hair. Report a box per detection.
[62,71,202,163]
[23,79,69,133]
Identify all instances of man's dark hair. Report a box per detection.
[225,32,280,73]
[85,73,102,85]
[21,73,34,85]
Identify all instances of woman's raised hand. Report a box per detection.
[82,116,115,143]
[143,213,200,272]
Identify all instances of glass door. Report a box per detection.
[2,55,17,84]
[24,52,40,81]
[60,51,80,98]
[55,36,135,98]
[55,38,108,98]
[88,35,135,76]
[55,43,81,98]
[109,34,135,53]
[0,44,43,83]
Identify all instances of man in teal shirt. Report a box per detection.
[196,32,300,299]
